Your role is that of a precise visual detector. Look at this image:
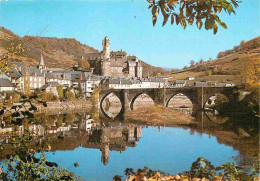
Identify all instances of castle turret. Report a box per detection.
[101,36,111,76]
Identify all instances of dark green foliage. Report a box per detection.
[183,157,216,179]
[148,0,239,34]
[0,95,80,180]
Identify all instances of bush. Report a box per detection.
[40,92,55,102]
[56,85,64,99]
[11,93,21,103]
[65,91,75,101]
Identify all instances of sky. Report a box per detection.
[0,0,259,69]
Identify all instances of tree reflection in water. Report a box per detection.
[0,109,258,173]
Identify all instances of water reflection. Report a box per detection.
[0,108,258,180]
[0,113,143,166]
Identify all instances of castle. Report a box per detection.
[85,37,143,78]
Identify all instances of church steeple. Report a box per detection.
[40,54,45,66]
[38,54,46,72]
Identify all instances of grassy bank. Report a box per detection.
[126,105,195,126]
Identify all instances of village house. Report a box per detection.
[175,80,186,88]
[194,82,207,87]
[186,77,195,80]
[40,82,61,96]
[0,78,15,92]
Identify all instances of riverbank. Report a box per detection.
[35,100,92,111]
[0,100,92,116]
[126,105,196,126]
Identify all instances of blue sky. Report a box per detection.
[0,0,259,68]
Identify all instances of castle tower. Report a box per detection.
[101,37,111,76]
[135,58,142,78]
[38,54,46,72]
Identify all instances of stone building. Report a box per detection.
[85,37,142,78]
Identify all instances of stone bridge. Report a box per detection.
[99,87,238,120]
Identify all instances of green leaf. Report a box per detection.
[200,160,206,169]
[171,14,174,25]
[180,19,186,29]
[152,15,157,26]
[148,4,153,9]
[162,14,169,26]
[152,6,157,15]
[196,19,203,30]
[219,21,227,29]
[167,0,178,6]
[175,15,180,25]
[213,26,218,35]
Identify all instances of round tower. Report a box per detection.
[102,36,111,76]
[102,36,110,61]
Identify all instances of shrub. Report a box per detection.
[65,91,75,101]
[56,85,64,99]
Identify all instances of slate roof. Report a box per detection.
[149,78,164,82]
[103,78,132,85]
[194,82,207,87]
[21,67,44,77]
[176,80,186,84]
[9,62,24,67]
[41,82,61,90]
[0,78,15,87]
[8,68,22,78]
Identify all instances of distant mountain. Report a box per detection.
[0,27,170,76]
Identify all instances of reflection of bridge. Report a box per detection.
[99,87,238,119]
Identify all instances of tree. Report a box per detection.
[147,0,239,34]
[212,66,218,75]
[65,91,75,101]
[56,85,64,98]
[79,58,90,70]
[217,52,225,58]
[190,60,195,66]
[25,76,31,96]
[245,57,259,89]
[0,43,24,73]
[206,69,212,76]
[76,83,84,99]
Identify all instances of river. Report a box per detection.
[0,108,258,180]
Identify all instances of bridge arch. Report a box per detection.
[100,92,122,119]
[130,92,154,110]
[165,92,194,108]
[203,93,230,110]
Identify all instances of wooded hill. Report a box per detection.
[168,37,260,85]
[0,27,169,77]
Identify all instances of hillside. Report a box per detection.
[168,37,260,85]
[0,27,169,76]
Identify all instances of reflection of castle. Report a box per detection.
[85,37,143,78]
[82,123,142,165]
[0,113,142,165]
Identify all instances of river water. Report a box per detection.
[0,109,258,180]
